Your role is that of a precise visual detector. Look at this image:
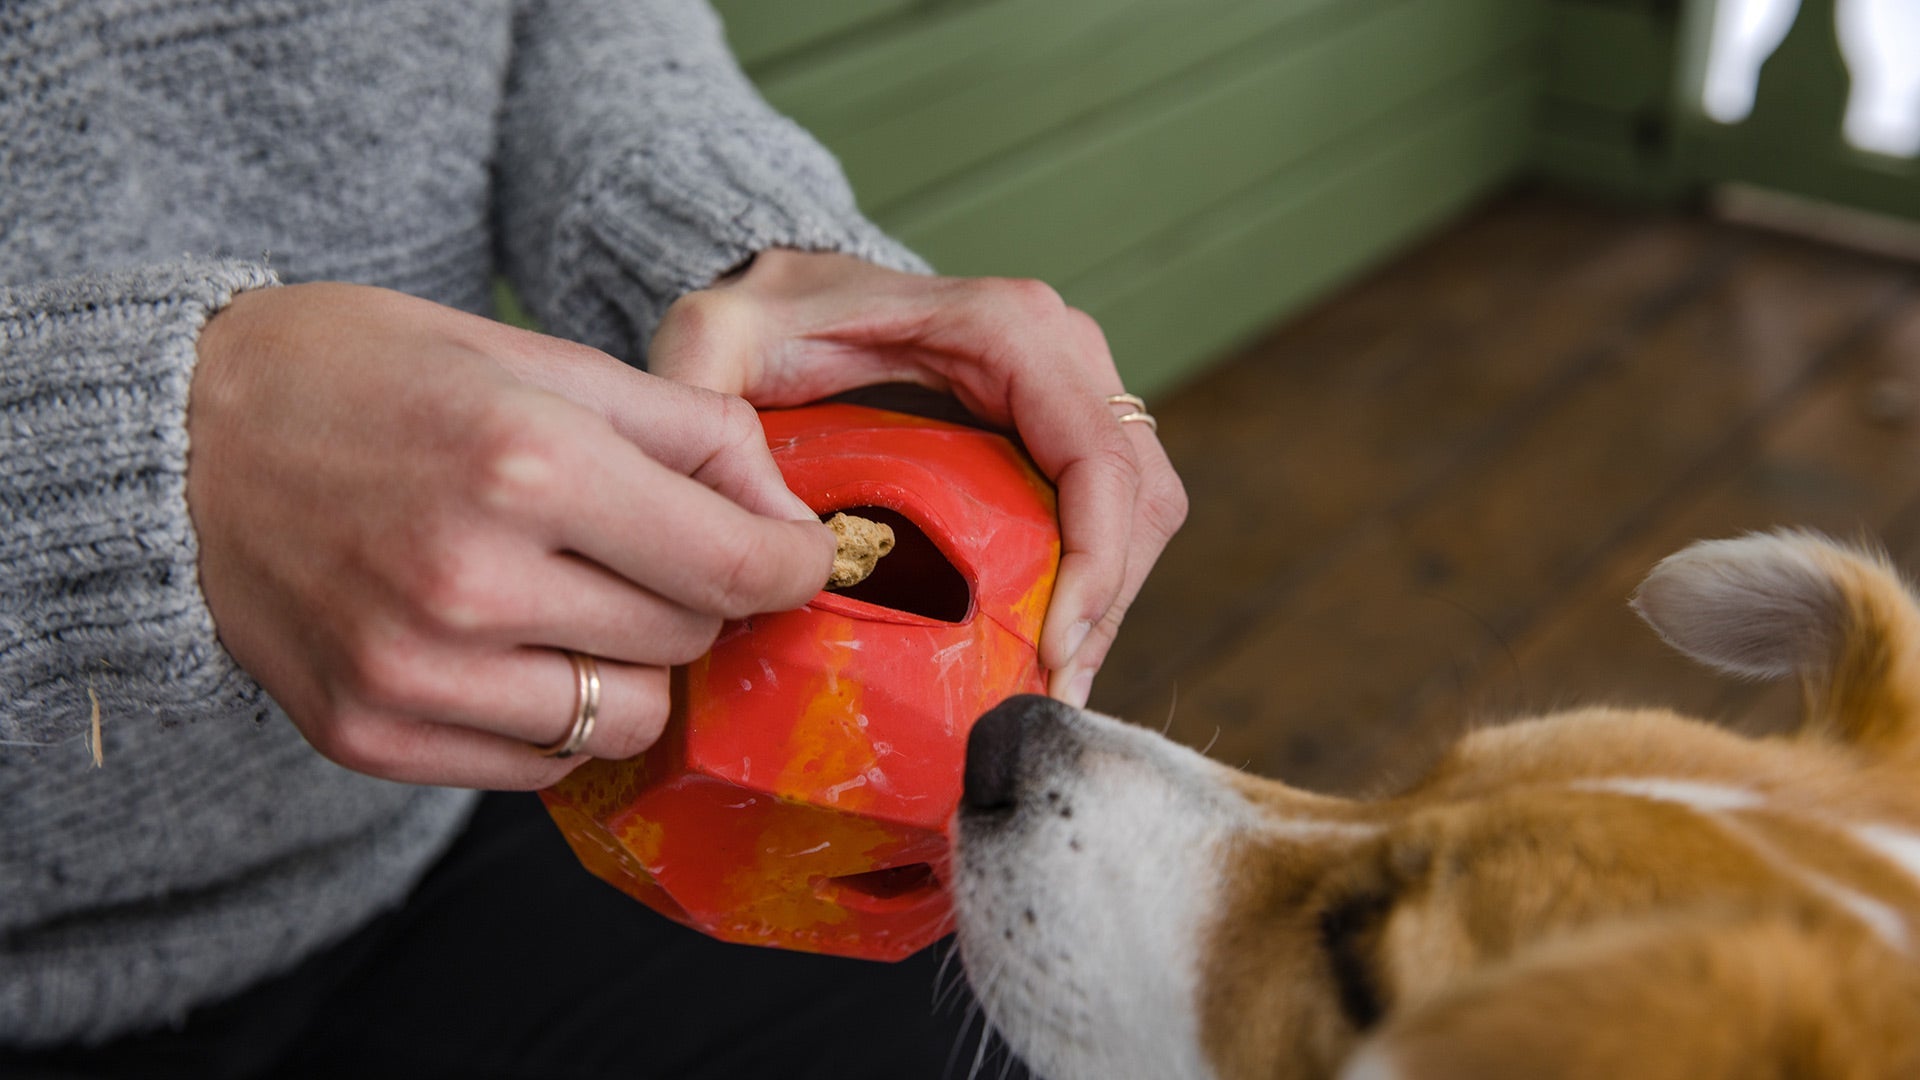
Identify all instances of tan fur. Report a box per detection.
[1192,533,1920,1078]
[1810,547,1920,757]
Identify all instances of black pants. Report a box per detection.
[4,792,1030,1080]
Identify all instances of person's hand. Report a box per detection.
[186,283,833,789]
[648,251,1187,707]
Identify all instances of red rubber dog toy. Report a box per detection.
[541,403,1059,960]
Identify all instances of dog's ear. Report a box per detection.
[1338,914,1920,1080]
[1633,531,1920,756]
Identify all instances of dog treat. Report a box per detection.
[826,512,895,589]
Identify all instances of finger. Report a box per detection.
[884,282,1145,673]
[306,712,586,791]
[346,643,674,762]
[1038,436,1139,672]
[505,412,836,618]
[495,330,815,522]
[459,551,723,668]
[1048,507,1159,709]
[1050,407,1186,703]
[651,273,950,408]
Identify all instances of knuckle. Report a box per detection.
[662,614,725,666]
[710,392,767,456]
[468,415,562,514]
[1065,305,1104,339]
[406,547,500,634]
[308,708,397,775]
[339,634,439,715]
[1143,473,1191,537]
[1065,307,1113,355]
[1088,440,1141,487]
[988,277,1067,320]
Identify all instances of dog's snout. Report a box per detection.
[964,694,1061,813]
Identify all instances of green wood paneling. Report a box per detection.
[753,0,1353,214]
[888,0,1536,287]
[1531,0,1685,201]
[710,0,923,70]
[1544,3,1672,112]
[1080,81,1536,395]
[1537,107,1671,200]
[714,0,1545,391]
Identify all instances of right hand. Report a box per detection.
[186,283,834,790]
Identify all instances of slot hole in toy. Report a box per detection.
[823,862,941,915]
[826,506,971,622]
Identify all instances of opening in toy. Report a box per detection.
[821,861,941,915]
[823,507,971,622]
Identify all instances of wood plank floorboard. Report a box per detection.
[1093,190,1722,711]
[1086,187,1920,798]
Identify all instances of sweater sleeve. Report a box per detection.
[0,259,280,752]
[494,0,930,366]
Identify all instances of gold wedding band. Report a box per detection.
[1105,392,1158,433]
[537,650,601,758]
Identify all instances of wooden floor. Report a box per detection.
[1087,186,1920,797]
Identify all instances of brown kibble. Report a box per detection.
[826,513,895,589]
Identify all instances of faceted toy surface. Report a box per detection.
[541,404,1060,960]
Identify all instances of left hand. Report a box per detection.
[648,250,1188,707]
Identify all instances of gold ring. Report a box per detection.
[537,650,600,758]
[1105,393,1157,432]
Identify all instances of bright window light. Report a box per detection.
[1701,0,1802,125]
[1837,0,1920,157]
[1702,0,1920,159]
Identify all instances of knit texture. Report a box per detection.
[1,0,923,1046]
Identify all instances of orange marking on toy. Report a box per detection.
[717,810,902,938]
[1006,544,1061,644]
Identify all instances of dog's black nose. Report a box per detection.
[963,694,1058,813]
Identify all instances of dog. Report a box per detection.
[951,531,1920,1079]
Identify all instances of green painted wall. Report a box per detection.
[715,0,1546,396]
[1532,0,1687,202]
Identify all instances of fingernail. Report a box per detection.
[1063,620,1092,662]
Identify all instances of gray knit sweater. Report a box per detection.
[0,0,923,1047]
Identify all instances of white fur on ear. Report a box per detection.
[1631,531,1847,679]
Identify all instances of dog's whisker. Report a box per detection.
[949,982,1003,1080]
[1198,725,1222,758]
[931,940,962,1007]
[964,1017,996,1080]
[1159,682,1180,735]
[941,1002,984,1080]
[933,963,973,1013]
